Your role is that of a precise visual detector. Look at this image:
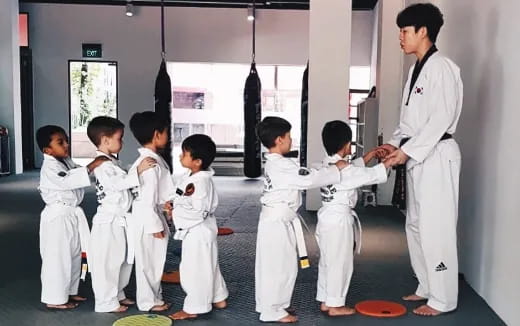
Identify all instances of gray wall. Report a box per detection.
[404,1,519,324]
[21,3,374,167]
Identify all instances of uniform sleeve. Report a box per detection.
[40,162,91,191]
[401,63,461,163]
[274,159,341,190]
[338,163,388,190]
[173,179,211,221]
[352,157,365,168]
[138,166,164,234]
[95,162,140,192]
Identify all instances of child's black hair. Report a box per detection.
[321,120,352,156]
[182,134,216,170]
[396,3,444,43]
[129,111,169,146]
[255,116,292,149]
[36,125,67,152]
[87,116,125,146]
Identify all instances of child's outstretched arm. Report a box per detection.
[273,159,347,190]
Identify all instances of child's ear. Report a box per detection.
[194,158,202,167]
[43,147,51,155]
[275,136,283,145]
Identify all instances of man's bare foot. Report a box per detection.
[327,306,356,317]
[402,294,427,301]
[320,303,329,312]
[169,310,197,320]
[46,302,79,310]
[413,304,443,316]
[149,303,170,312]
[69,295,87,302]
[119,298,135,306]
[213,300,227,309]
[278,314,298,323]
[110,305,128,313]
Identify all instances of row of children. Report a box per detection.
[37,112,391,323]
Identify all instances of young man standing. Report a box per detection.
[380,3,463,316]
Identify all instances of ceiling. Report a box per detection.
[19,0,379,11]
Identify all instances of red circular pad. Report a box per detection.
[218,227,234,236]
[161,271,180,284]
[355,300,407,318]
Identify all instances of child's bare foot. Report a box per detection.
[320,303,329,312]
[285,306,296,315]
[46,302,79,310]
[327,306,356,317]
[169,310,197,320]
[119,298,136,306]
[69,295,87,302]
[110,305,128,313]
[213,300,227,309]
[402,294,427,301]
[278,314,298,323]
[149,303,170,312]
[413,304,443,316]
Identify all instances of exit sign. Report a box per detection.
[82,43,102,58]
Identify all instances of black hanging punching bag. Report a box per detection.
[243,63,262,178]
[154,59,173,171]
[300,63,309,167]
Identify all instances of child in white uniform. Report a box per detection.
[86,116,156,313]
[128,111,175,312]
[254,117,348,323]
[36,125,107,309]
[316,120,389,316]
[168,134,228,320]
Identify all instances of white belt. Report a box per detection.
[173,212,212,241]
[317,204,363,254]
[121,213,135,264]
[261,205,310,269]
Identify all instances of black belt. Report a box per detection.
[391,133,452,209]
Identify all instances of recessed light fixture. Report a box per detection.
[126,0,134,17]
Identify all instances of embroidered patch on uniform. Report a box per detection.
[184,183,195,196]
[57,171,67,177]
[415,86,424,95]
[176,188,184,196]
[435,262,447,272]
[298,168,310,176]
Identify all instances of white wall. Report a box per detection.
[405,1,519,324]
[0,0,23,174]
[20,3,374,167]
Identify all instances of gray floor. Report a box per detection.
[0,172,506,326]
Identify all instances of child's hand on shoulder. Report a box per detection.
[87,156,110,173]
[334,160,349,170]
[137,157,157,175]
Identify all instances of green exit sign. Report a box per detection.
[82,43,102,58]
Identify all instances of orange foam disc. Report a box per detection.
[355,300,407,318]
[161,271,180,284]
[218,227,234,236]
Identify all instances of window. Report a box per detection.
[69,61,117,165]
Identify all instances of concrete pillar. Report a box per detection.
[0,0,23,174]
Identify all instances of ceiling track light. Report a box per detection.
[126,0,134,17]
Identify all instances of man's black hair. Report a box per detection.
[87,116,125,146]
[396,3,444,43]
[36,125,67,152]
[129,111,169,146]
[256,116,292,149]
[182,134,216,170]
[322,120,352,156]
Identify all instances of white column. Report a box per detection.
[0,0,23,174]
[306,0,352,210]
[373,0,404,204]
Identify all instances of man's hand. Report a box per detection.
[137,157,157,175]
[376,144,398,159]
[87,156,110,173]
[383,149,409,167]
[153,231,165,239]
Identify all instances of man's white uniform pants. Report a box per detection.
[134,227,169,311]
[89,215,133,312]
[179,217,228,314]
[406,139,461,312]
[40,205,90,305]
[255,209,299,322]
[315,207,356,307]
